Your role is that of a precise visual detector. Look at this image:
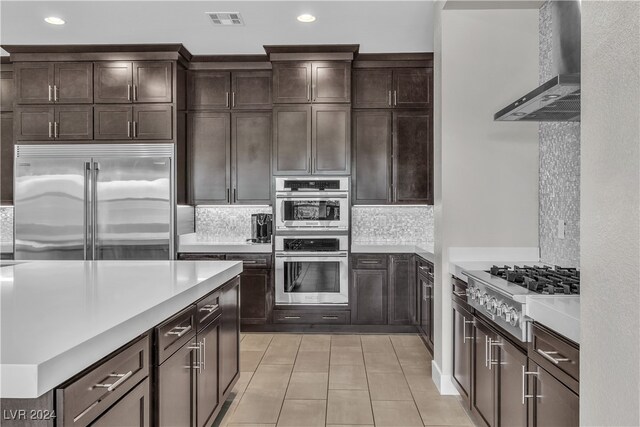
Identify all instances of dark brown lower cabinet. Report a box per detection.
[388,254,416,325]
[157,338,197,427]
[452,300,472,404]
[238,268,273,324]
[472,317,498,427]
[91,378,150,427]
[219,278,240,397]
[528,360,579,427]
[351,268,388,325]
[417,259,434,350]
[196,316,221,427]
[495,336,528,427]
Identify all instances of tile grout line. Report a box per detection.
[275,334,301,425]
[391,334,429,427]
[361,335,377,427]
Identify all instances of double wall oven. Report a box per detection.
[274,177,350,306]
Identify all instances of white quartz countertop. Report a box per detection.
[527,295,580,344]
[178,233,272,253]
[351,244,434,262]
[0,260,242,398]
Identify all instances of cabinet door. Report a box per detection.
[472,318,497,427]
[1,70,15,111]
[133,62,172,103]
[239,270,272,324]
[91,378,150,427]
[158,341,197,427]
[352,69,393,109]
[188,71,230,110]
[393,68,431,108]
[15,107,54,140]
[351,269,388,325]
[393,111,432,204]
[388,254,416,325]
[231,71,272,109]
[272,105,311,175]
[529,361,579,427]
[219,278,240,397]
[272,62,311,104]
[496,337,527,427]
[196,318,220,427]
[352,110,392,204]
[419,273,433,348]
[15,63,53,104]
[133,105,172,139]
[312,62,351,103]
[1,113,13,204]
[56,106,93,140]
[311,104,350,175]
[188,112,230,204]
[54,62,93,104]
[231,112,272,204]
[94,62,133,103]
[452,303,472,404]
[94,105,133,140]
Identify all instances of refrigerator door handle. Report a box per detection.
[92,162,101,260]
[84,161,92,260]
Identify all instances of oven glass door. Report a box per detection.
[276,196,348,230]
[275,255,348,304]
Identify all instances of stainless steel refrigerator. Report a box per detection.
[14,144,175,260]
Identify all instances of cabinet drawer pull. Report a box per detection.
[284,316,301,319]
[166,324,192,337]
[537,348,570,364]
[322,316,338,320]
[521,365,539,404]
[360,260,381,264]
[453,290,467,297]
[242,260,259,264]
[428,272,434,279]
[94,370,133,392]
[200,304,219,313]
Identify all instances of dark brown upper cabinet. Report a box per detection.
[311,62,351,103]
[273,61,351,104]
[188,71,272,110]
[353,69,393,109]
[94,61,172,103]
[311,104,350,175]
[353,68,431,109]
[272,105,311,175]
[231,112,272,204]
[15,105,93,141]
[352,110,392,204]
[15,62,93,104]
[1,70,15,111]
[393,110,432,204]
[272,62,312,104]
[94,105,172,140]
[188,112,231,204]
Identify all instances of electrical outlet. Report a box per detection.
[557,219,565,239]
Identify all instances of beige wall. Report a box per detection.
[581,1,640,424]
[433,4,539,389]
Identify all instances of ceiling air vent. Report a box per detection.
[206,12,244,26]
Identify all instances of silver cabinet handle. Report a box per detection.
[233,188,237,203]
[361,260,380,264]
[166,324,192,337]
[48,85,52,102]
[54,85,58,102]
[127,121,131,138]
[54,121,58,138]
[48,122,53,138]
[188,341,202,371]
[462,317,474,343]
[419,266,429,271]
[322,316,338,320]
[242,260,258,264]
[133,85,138,101]
[132,121,137,138]
[232,92,236,107]
[284,316,301,319]
[388,90,392,106]
[226,92,230,108]
[127,84,131,101]
[428,272,434,279]
[521,365,539,404]
[453,290,467,297]
[202,338,206,371]
[226,188,230,203]
[307,84,311,101]
[489,338,501,370]
[536,349,570,364]
[393,90,397,106]
[94,371,133,392]
[200,304,219,313]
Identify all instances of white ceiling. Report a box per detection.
[0,1,434,56]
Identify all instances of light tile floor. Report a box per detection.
[213,333,474,427]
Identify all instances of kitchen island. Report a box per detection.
[1,260,242,426]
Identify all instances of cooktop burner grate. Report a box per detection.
[487,265,580,295]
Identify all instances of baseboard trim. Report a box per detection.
[431,360,460,395]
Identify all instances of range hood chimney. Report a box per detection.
[494,1,581,122]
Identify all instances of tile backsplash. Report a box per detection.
[195,206,272,242]
[538,1,581,267]
[352,205,434,247]
[1,206,13,243]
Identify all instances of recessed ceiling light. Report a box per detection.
[297,14,316,23]
[44,16,65,25]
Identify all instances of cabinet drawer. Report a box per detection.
[226,253,272,269]
[56,334,149,427]
[196,291,221,328]
[273,310,349,324]
[155,305,196,364]
[451,276,468,305]
[530,322,579,383]
[178,253,225,261]
[417,262,433,280]
[352,254,388,269]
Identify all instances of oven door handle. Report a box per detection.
[275,193,348,199]
[275,252,348,258]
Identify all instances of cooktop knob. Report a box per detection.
[499,303,509,319]
[488,297,498,314]
[509,308,519,326]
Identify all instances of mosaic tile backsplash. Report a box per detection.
[538,1,581,267]
[195,206,272,242]
[1,206,13,243]
[352,206,434,247]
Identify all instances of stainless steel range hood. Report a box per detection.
[495,1,581,122]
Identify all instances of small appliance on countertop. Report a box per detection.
[464,265,580,342]
[249,213,273,244]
